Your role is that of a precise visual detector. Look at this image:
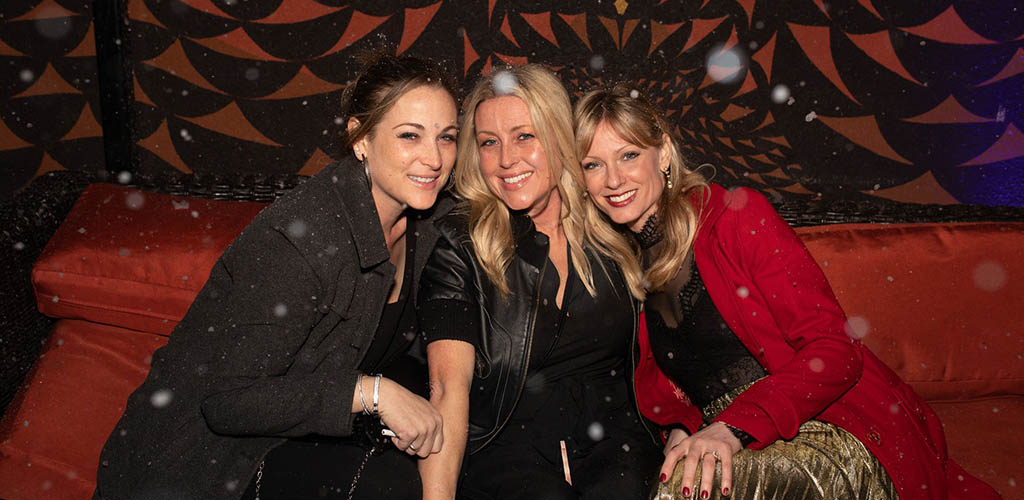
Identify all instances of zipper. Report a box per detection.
[630,296,658,444]
[473,258,547,453]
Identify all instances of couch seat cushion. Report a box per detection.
[0,319,167,500]
[929,397,1023,500]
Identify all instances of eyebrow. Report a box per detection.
[393,123,459,133]
[476,124,531,136]
[583,143,633,159]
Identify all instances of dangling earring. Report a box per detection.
[355,146,371,187]
[663,165,673,190]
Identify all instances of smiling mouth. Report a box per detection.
[409,174,439,185]
[607,189,636,203]
[502,172,532,184]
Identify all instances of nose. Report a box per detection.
[423,141,442,170]
[605,163,625,189]
[499,143,516,169]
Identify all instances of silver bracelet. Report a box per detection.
[372,374,382,416]
[357,373,371,416]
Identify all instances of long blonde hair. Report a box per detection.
[574,83,708,295]
[454,64,597,296]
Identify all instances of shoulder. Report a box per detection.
[433,205,472,244]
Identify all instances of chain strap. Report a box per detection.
[346,447,376,500]
[253,460,264,500]
[253,446,375,500]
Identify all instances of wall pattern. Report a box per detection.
[3,0,1023,205]
[1,0,104,199]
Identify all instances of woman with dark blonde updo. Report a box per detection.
[95,53,459,500]
[572,83,1000,500]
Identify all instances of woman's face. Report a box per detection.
[581,120,670,232]
[475,95,559,217]
[354,85,458,213]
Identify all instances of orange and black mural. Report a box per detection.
[1,0,104,198]
[3,0,1023,205]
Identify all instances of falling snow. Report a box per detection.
[771,85,790,104]
[150,389,173,408]
[492,71,518,96]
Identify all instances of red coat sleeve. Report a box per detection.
[634,313,704,436]
[711,188,864,449]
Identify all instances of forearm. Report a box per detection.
[419,385,469,500]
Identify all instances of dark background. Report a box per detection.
[2,0,1022,205]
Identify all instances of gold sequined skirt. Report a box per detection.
[651,382,898,500]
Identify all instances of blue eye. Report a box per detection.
[479,138,496,147]
[582,161,601,170]
[399,132,419,140]
[518,133,534,141]
[440,134,456,143]
[623,151,640,160]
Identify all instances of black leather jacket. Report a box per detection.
[419,209,650,453]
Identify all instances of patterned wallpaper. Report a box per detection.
[3,0,1023,205]
[1,0,104,199]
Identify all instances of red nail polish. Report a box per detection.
[701,490,709,499]
[682,487,690,497]
[660,473,667,482]
[723,487,731,496]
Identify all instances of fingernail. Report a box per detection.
[682,487,690,497]
[701,491,709,499]
[660,473,667,482]
[723,487,730,496]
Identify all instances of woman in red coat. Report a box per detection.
[571,83,999,500]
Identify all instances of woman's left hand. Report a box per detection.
[659,422,742,498]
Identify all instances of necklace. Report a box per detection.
[634,213,663,249]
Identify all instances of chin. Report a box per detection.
[406,193,440,211]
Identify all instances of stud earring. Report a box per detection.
[354,146,363,161]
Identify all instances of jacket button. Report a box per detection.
[868,430,881,444]
[349,343,360,350]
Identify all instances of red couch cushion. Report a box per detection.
[930,397,1023,499]
[32,184,266,335]
[796,222,1024,401]
[0,320,167,500]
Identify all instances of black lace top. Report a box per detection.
[643,248,766,411]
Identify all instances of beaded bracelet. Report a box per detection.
[724,422,755,448]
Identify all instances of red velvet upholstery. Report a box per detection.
[32,184,265,335]
[1,184,1020,500]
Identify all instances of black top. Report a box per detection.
[360,220,417,374]
[423,238,632,386]
[421,225,635,440]
[645,260,766,411]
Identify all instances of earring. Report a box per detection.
[663,165,673,190]
[354,146,363,161]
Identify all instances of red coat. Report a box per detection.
[634,184,999,500]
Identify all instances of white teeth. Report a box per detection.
[502,172,532,184]
[409,175,437,183]
[609,190,635,202]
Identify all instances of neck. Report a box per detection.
[372,185,408,250]
[529,188,563,238]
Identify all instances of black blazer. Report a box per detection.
[94,158,452,500]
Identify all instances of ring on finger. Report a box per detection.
[408,443,417,451]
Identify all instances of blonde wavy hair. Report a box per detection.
[453,64,599,296]
[574,83,708,295]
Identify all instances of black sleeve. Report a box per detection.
[187,221,361,438]
[417,232,480,347]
